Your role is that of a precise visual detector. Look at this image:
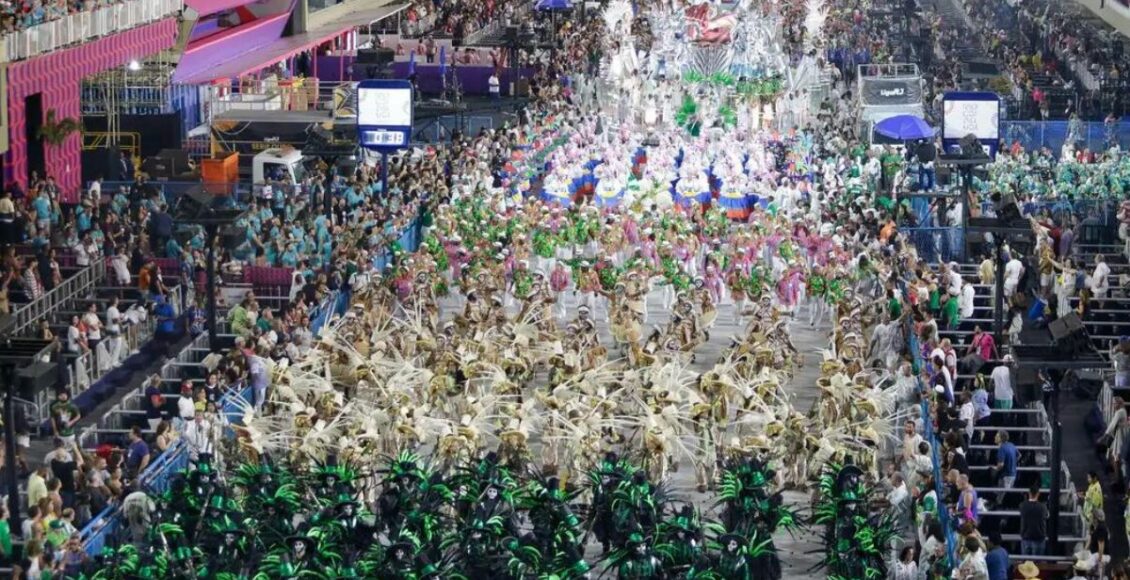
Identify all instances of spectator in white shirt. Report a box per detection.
[82,303,103,351]
[1089,254,1110,298]
[887,472,912,535]
[182,410,214,462]
[87,178,102,204]
[110,250,131,286]
[959,280,976,320]
[1004,254,1025,299]
[992,356,1014,409]
[66,316,87,354]
[74,239,90,267]
[901,421,924,468]
[944,262,962,297]
[105,297,123,335]
[177,383,196,422]
[83,237,102,266]
[97,326,127,371]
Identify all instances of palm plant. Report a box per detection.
[36,109,82,148]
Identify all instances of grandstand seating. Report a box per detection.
[930,242,1121,565]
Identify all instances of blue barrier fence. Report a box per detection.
[309,289,341,337]
[900,280,959,569]
[372,219,424,273]
[80,385,253,556]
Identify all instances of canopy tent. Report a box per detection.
[535,0,572,10]
[874,114,934,140]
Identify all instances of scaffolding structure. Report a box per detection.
[81,51,179,147]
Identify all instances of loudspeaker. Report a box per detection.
[356,47,394,65]
[1115,40,1124,58]
[174,186,213,219]
[141,149,192,179]
[997,201,1023,224]
[1049,312,1089,357]
[17,361,59,399]
[220,224,245,250]
[505,25,519,43]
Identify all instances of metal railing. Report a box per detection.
[69,310,157,394]
[2,0,183,62]
[11,260,106,336]
[465,20,503,46]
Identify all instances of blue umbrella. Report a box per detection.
[439,45,446,77]
[535,0,571,10]
[874,114,934,140]
[408,51,415,76]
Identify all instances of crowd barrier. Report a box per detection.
[902,283,959,567]
[1,0,182,62]
[1002,120,1130,157]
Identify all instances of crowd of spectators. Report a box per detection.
[958,0,1130,120]
[399,0,526,42]
[0,0,124,36]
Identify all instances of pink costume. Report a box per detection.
[642,240,659,266]
[729,253,752,275]
[623,218,640,245]
[705,266,723,302]
[394,275,413,302]
[550,264,570,292]
[777,268,804,307]
[674,244,690,263]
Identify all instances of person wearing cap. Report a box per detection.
[50,390,81,448]
[1017,560,1041,579]
[177,382,197,423]
[992,355,1014,410]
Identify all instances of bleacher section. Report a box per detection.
[929,241,1122,569]
[13,257,178,431]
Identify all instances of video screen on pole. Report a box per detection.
[942,98,999,141]
[357,87,412,127]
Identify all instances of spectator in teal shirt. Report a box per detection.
[165,237,183,260]
[76,204,92,233]
[281,245,299,268]
[33,193,52,232]
[90,226,105,248]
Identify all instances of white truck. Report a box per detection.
[252,148,309,185]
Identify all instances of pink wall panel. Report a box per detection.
[4,18,179,196]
